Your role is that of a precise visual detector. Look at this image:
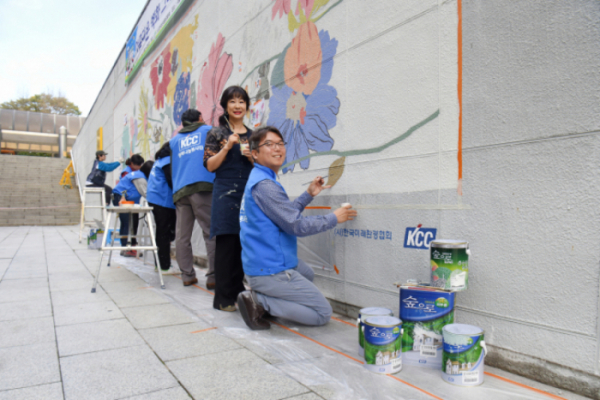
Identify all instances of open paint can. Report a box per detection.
[362,316,403,374]
[442,324,487,386]
[358,307,394,357]
[430,240,470,291]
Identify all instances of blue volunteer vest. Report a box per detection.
[170,125,215,194]
[146,157,175,209]
[240,163,298,276]
[113,170,145,204]
[122,165,132,175]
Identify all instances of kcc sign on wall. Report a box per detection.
[404,226,437,249]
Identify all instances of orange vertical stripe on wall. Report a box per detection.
[457,0,463,191]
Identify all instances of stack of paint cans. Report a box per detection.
[428,239,487,386]
[359,238,487,385]
[395,239,487,386]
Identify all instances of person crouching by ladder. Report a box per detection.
[111,159,151,257]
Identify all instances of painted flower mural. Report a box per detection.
[267,25,340,172]
[173,72,190,126]
[137,83,152,159]
[150,45,172,109]
[197,33,233,126]
[271,0,291,19]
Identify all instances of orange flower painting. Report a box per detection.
[284,22,322,96]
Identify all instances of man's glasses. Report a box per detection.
[258,141,287,149]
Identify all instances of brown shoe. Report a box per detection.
[206,273,215,290]
[237,291,270,330]
[183,277,198,286]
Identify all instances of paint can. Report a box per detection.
[358,307,394,357]
[442,324,487,386]
[362,316,403,374]
[430,240,470,291]
[400,285,455,369]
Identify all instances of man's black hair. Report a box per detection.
[249,126,284,151]
[181,109,202,126]
[140,161,154,179]
[131,154,144,166]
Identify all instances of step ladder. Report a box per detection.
[79,187,107,243]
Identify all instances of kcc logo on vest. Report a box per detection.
[404,225,437,249]
[180,134,199,150]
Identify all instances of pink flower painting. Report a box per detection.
[272,0,291,19]
[295,0,314,18]
[196,33,233,126]
[149,45,172,109]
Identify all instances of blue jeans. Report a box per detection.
[246,260,332,326]
[112,195,138,247]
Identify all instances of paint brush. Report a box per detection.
[301,175,330,186]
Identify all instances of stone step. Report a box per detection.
[0,156,81,224]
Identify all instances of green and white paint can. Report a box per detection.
[362,316,403,374]
[442,324,487,386]
[358,307,394,357]
[430,240,470,291]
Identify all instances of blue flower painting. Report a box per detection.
[173,72,190,126]
[268,25,340,173]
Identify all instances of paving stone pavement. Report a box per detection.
[0,226,591,400]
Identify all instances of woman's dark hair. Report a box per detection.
[140,161,154,179]
[249,126,284,151]
[131,154,144,166]
[125,158,131,166]
[154,142,171,160]
[218,86,250,128]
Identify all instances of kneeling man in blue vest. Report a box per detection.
[238,126,357,330]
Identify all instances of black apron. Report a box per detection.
[86,160,106,186]
[210,128,253,238]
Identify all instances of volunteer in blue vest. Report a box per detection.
[146,142,178,274]
[86,150,121,205]
[170,109,216,287]
[238,126,357,330]
[112,156,147,257]
[121,158,132,179]
[204,86,253,312]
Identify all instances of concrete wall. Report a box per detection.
[72,0,600,393]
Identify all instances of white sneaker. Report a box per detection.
[160,265,182,275]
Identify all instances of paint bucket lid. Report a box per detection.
[443,323,483,335]
[359,307,394,317]
[363,316,402,328]
[430,240,469,249]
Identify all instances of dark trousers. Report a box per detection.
[149,203,176,270]
[113,195,139,246]
[213,234,246,309]
[87,183,112,205]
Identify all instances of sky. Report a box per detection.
[0,0,148,116]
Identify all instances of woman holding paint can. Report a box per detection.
[204,86,253,312]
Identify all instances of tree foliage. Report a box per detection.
[1,93,81,116]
